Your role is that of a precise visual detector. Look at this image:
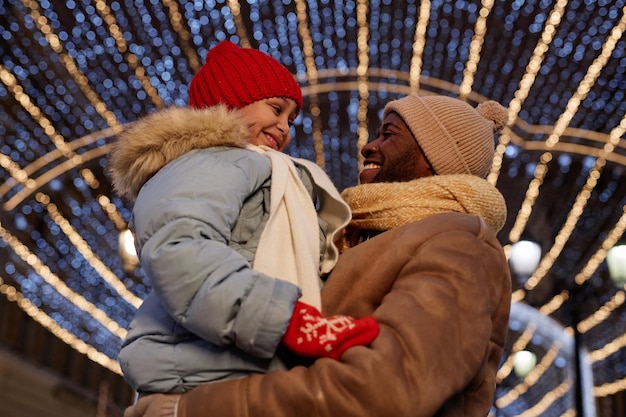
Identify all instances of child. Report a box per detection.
[108,41,378,394]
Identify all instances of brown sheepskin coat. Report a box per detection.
[175,211,511,417]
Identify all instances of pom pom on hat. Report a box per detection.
[476,100,508,132]
[189,41,303,112]
[383,94,508,179]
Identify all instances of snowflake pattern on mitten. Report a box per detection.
[282,301,379,360]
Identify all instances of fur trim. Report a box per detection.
[107,105,250,202]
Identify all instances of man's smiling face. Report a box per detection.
[359,112,434,184]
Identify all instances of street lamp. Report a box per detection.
[508,240,590,415]
[513,350,537,378]
[509,240,542,280]
[118,228,139,272]
[606,244,626,286]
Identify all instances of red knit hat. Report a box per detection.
[189,41,303,112]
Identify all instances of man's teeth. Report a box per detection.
[363,163,380,170]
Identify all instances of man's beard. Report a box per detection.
[372,148,422,183]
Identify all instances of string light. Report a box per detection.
[458,0,494,100]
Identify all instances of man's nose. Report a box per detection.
[361,140,379,156]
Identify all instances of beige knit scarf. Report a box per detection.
[341,174,507,249]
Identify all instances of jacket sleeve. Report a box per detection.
[132,149,301,358]
[175,218,511,417]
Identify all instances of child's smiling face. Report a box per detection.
[239,97,298,151]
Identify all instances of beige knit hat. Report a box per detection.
[383,94,507,178]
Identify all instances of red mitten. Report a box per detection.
[281,301,379,360]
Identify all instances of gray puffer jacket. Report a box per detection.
[108,106,350,393]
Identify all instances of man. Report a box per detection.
[125,94,512,417]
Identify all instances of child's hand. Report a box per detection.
[124,394,180,417]
[281,301,379,360]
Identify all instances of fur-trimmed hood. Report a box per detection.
[107,105,250,202]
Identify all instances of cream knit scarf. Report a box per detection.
[248,145,351,309]
[341,174,507,249]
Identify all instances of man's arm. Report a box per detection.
[125,216,511,417]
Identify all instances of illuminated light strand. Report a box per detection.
[294,0,319,83]
[1,12,137,367]
[578,289,625,334]
[595,374,626,397]
[572,131,626,280]
[92,0,165,108]
[1,62,130,235]
[458,0,494,100]
[563,320,626,366]
[520,135,626,166]
[538,290,568,316]
[0,131,129,236]
[4,146,111,211]
[487,0,568,186]
[1,67,135,303]
[301,64,626,155]
[0,223,126,340]
[502,128,626,320]
[496,322,537,383]
[503,117,619,146]
[0,40,127,206]
[512,12,626,295]
[0,127,119,200]
[587,325,626,364]
[294,0,325,168]
[0,275,122,375]
[1,64,82,165]
[578,291,625,333]
[19,0,121,129]
[355,0,370,171]
[409,0,430,92]
[98,194,128,231]
[1,61,95,184]
[294,74,626,174]
[511,288,525,303]
[553,213,626,370]
[524,162,610,293]
[496,341,561,408]
[37,193,142,309]
[538,122,626,321]
[0,98,138,307]
[0,150,36,193]
[509,8,626,243]
[513,380,573,417]
[226,0,251,48]
[162,0,202,72]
